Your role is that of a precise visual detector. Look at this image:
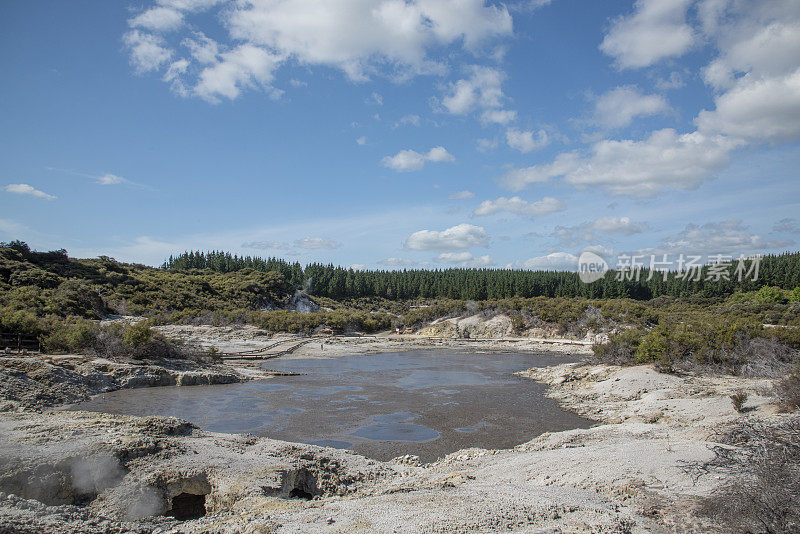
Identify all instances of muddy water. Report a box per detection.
[71,351,593,462]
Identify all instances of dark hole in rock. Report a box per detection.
[166,492,206,520]
[289,487,314,500]
[73,492,97,507]
[282,467,321,500]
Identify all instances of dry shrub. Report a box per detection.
[776,366,800,411]
[688,417,800,533]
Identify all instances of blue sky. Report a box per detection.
[1,0,799,270]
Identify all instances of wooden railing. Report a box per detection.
[0,332,40,354]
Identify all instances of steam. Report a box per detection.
[70,454,126,497]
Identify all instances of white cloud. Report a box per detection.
[448,190,475,199]
[395,114,421,127]
[405,223,489,251]
[3,184,56,200]
[425,146,455,163]
[594,85,670,128]
[654,71,685,90]
[480,109,516,125]
[156,0,225,11]
[476,137,499,152]
[367,92,383,105]
[128,0,512,100]
[130,7,184,32]
[659,220,785,255]
[506,129,736,197]
[553,216,650,246]
[377,257,429,268]
[96,174,125,185]
[436,251,494,267]
[295,237,341,250]
[381,146,454,172]
[696,68,800,144]
[497,152,580,191]
[472,196,564,217]
[182,33,220,64]
[693,3,800,146]
[522,252,578,271]
[382,150,425,172]
[194,44,284,102]
[356,136,367,145]
[123,30,173,73]
[441,65,506,114]
[505,128,549,152]
[226,0,512,81]
[348,264,366,270]
[600,0,695,69]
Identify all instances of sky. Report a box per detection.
[1,0,799,271]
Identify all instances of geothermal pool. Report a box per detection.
[71,350,593,462]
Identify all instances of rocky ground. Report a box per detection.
[0,353,270,413]
[0,325,792,533]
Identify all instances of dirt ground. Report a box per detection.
[0,325,791,533]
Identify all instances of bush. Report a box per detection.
[121,320,154,346]
[591,328,644,364]
[39,317,98,353]
[757,286,787,304]
[777,365,800,411]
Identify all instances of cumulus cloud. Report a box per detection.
[436,251,494,267]
[600,0,695,69]
[125,0,512,100]
[448,190,475,199]
[381,146,455,172]
[696,68,800,143]
[356,136,367,145]
[123,30,173,73]
[480,109,516,125]
[130,7,184,32]
[194,44,284,102]
[593,85,670,128]
[377,257,429,268]
[295,237,341,249]
[521,252,578,271]
[496,152,580,191]
[658,220,787,255]
[472,196,564,217]
[773,218,800,234]
[695,1,800,144]
[3,183,56,200]
[441,65,506,114]
[505,128,549,152]
[553,216,650,246]
[503,129,736,197]
[405,223,489,251]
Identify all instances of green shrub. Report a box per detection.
[40,317,98,353]
[592,328,644,364]
[756,286,786,304]
[791,287,800,303]
[122,320,154,347]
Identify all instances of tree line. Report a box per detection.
[163,250,800,301]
